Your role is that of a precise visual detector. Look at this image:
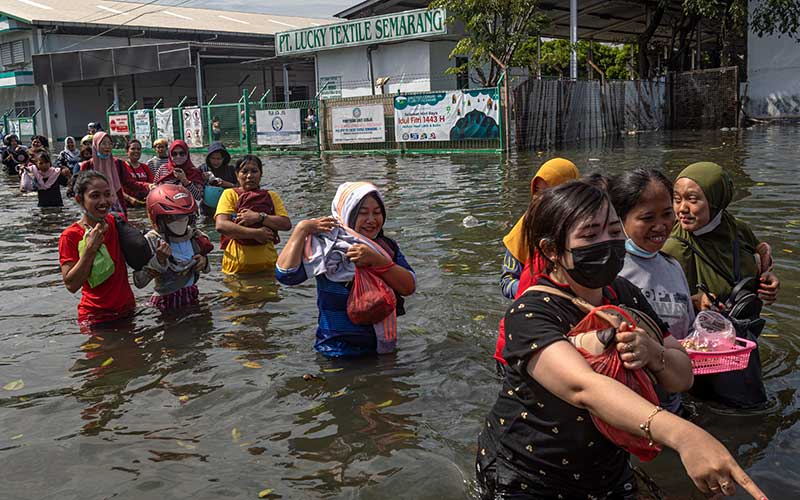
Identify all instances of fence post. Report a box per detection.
[243,88,252,154]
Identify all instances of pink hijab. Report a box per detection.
[91,132,122,202]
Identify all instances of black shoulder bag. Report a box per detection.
[673,235,767,408]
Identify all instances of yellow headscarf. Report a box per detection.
[502,158,579,262]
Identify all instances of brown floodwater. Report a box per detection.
[1,126,798,499]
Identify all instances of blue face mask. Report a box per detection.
[625,238,659,259]
[97,151,110,159]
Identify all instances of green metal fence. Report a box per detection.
[105,85,502,156]
[3,111,38,144]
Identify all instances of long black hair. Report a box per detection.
[608,169,673,222]
[523,180,610,273]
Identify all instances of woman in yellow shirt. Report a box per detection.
[214,155,291,274]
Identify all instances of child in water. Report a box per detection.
[20,152,71,207]
[133,184,213,311]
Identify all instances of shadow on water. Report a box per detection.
[0,127,798,499]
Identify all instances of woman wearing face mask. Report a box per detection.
[609,169,695,415]
[663,162,779,408]
[154,140,204,204]
[59,170,137,326]
[276,182,416,357]
[133,184,213,312]
[78,132,151,216]
[475,181,765,500]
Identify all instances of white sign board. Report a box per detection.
[19,120,34,138]
[256,109,302,145]
[182,107,204,148]
[394,89,500,142]
[332,104,385,144]
[134,110,152,149]
[319,76,342,100]
[277,8,447,56]
[108,114,130,136]
[155,108,174,143]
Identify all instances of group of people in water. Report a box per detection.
[1,126,779,499]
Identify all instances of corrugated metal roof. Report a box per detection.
[0,0,335,37]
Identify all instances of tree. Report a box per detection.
[430,0,548,86]
[529,40,635,80]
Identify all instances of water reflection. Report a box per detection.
[0,127,798,499]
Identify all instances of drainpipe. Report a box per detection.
[282,63,290,104]
[195,51,204,107]
[367,46,376,95]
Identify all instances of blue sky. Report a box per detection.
[129,0,356,18]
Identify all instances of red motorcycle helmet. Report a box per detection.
[146,184,197,227]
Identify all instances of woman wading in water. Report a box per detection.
[476,181,765,500]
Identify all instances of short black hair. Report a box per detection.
[608,169,673,222]
[523,180,610,273]
[235,155,262,174]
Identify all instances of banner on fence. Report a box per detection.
[134,111,152,149]
[19,120,34,138]
[255,109,302,145]
[332,104,385,144]
[182,107,204,148]
[108,114,130,136]
[155,109,174,143]
[394,89,500,142]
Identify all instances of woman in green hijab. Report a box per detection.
[663,161,779,408]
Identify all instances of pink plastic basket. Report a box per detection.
[685,337,756,375]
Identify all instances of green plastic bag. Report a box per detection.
[78,230,115,288]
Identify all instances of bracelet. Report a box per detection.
[639,406,664,446]
[258,212,266,225]
[650,347,667,374]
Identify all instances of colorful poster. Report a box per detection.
[134,110,152,149]
[332,104,385,144]
[181,107,203,148]
[108,114,130,136]
[255,108,301,145]
[155,108,174,143]
[394,89,500,142]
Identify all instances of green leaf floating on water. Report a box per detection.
[258,489,273,498]
[3,379,24,391]
[322,368,343,373]
[376,400,393,409]
[473,315,486,321]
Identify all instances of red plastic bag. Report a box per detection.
[569,305,663,462]
[347,266,397,325]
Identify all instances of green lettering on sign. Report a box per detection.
[275,8,448,56]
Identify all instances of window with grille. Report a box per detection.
[0,39,28,67]
[14,101,35,117]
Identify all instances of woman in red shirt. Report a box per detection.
[59,170,136,327]
[122,139,153,206]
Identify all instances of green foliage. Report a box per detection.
[751,0,800,39]
[522,39,636,80]
[430,0,548,86]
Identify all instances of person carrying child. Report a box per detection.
[133,184,213,311]
[20,151,71,207]
[275,182,416,357]
[215,155,291,275]
[199,141,236,214]
[59,170,137,327]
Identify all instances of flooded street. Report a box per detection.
[1,126,798,499]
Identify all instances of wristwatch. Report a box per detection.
[258,212,266,225]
